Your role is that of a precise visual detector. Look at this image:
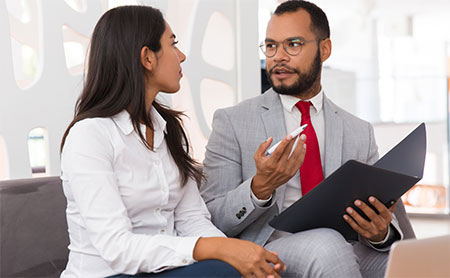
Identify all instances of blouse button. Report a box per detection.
[182,259,188,264]
[160,229,165,234]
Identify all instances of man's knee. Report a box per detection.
[266,228,361,277]
[298,228,356,264]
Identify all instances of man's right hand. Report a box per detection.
[251,134,307,199]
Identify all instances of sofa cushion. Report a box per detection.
[0,176,69,277]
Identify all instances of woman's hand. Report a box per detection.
[194,237,286,278]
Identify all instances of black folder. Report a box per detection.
[269,123,426,240]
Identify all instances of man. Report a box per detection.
[200,1,415,277]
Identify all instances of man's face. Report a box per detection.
[265,9,324,98]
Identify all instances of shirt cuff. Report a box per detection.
[250,189,272,207]
[176,236,200,264]
[368,225,393,246]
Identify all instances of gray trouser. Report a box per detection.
[264,228,388,278]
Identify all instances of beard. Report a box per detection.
[268,49,322,97]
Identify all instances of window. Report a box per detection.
[258,0,450,215]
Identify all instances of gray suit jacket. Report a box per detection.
[200,89,415,246]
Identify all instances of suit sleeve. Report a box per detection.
[200,109,277,237]
[360,122,406,251]
[366,122,379,165]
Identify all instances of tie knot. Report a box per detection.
[295,101,311,116]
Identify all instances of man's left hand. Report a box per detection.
[343,196,398,242]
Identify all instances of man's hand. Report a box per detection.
[343,196,398,242]
[251,134,307,200]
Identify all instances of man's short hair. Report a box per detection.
[274,0,330,39]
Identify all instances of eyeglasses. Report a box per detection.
[259,38,317,57]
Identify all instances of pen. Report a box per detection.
[266,124,308,156]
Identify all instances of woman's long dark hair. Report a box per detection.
[60,6,202,185]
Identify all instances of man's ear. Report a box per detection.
[319,38,332,63]
[141,46,156,72]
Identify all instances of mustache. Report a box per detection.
[268,64,300,75]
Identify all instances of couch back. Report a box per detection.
[0,176,69,277]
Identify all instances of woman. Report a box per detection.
[59,5,285,278]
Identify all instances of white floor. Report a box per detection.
[410,215,450,239]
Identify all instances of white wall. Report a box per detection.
[0,0,260,180]
[0,1,104,179]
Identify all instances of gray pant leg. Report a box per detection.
[265,228,362,278]
[352,242,389,278]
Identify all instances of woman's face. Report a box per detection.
[149,22,186,94]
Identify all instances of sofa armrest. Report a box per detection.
[0,176,69,277]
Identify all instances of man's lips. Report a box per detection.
[270,67,296,80]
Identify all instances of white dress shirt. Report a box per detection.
[60,108,225,278]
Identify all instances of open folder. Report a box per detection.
[269,123,426,240]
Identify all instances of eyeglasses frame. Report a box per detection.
[259,38,320,58]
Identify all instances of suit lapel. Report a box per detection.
[260,89,287,146]
[260,89,287,210]
[323,95,343,177]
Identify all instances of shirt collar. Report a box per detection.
[279,88,324,114]
[112,108,168,136]
[149,107,168,135]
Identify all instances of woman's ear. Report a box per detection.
[319,38,332,63]
[141,46,156,72]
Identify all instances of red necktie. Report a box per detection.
[295,101,324,195]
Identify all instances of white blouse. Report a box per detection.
[60,108,225,278]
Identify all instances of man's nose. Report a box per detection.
[272,44,289,62]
